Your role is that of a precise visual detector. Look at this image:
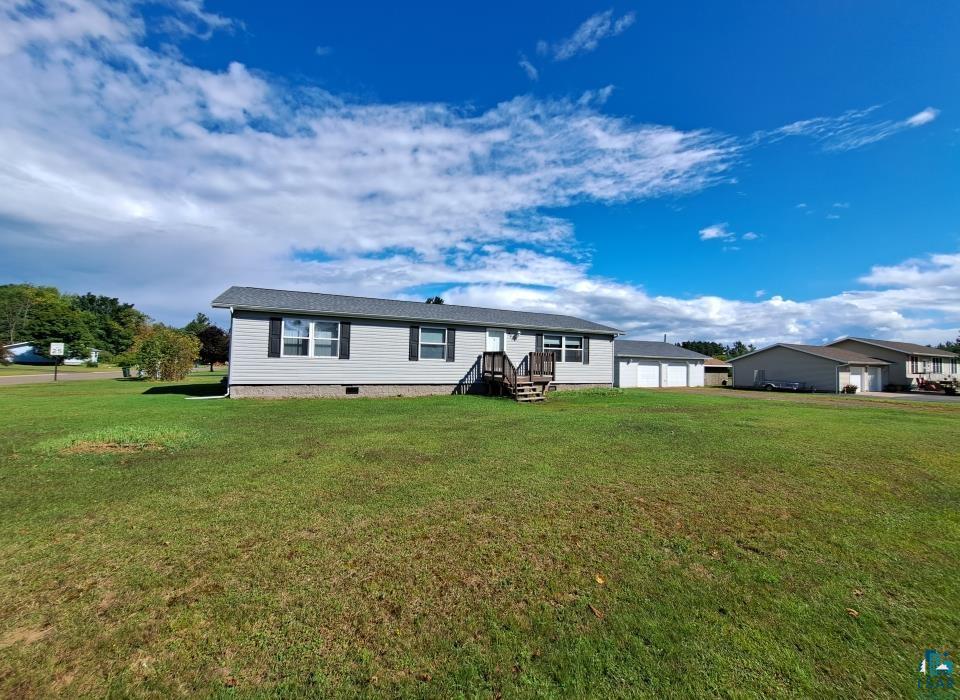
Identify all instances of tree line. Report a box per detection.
[677,340,756,360]
[0,284,228,380]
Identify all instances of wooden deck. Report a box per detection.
[481,351,555,402]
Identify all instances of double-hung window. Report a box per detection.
[563,336,583,363]
[952,359,958,374]
[419,327,447,360]
[543,334,583,362]
[281,318,339,357]
[933,357,942,373]
[910,356,919,373]
[543,335,563,362]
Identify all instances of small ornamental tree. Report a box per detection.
[133,326,200,381]
[197,325,229,370]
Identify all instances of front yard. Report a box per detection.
[0,378,957,697]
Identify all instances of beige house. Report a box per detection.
[825,337,959,389]
[730,343,890,393]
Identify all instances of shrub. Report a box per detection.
[132,326,200,381]
[842,384,858,394]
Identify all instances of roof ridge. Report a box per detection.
[221,285,601,323]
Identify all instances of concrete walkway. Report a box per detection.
[0,370,126,386]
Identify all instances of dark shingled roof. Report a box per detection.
[830,337,959,358]
[614,340,711,360]
[728,343,890,366]
[212,286,621,335]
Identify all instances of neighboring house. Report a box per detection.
[3,342,101,365]
[703,356,732,386]
[613,340,709,388]
[825,337,959,388]
[4,342,52,364]
[729,343,889,393]
[212,286,621,398]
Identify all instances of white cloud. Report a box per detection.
[759,105,940,151]
[826,213,840,220]
[0,0,734,322]
[906,107,939,128]
[577,84,615,106]
[755,289,766,298]
[0,1,956,348]
[518,53,538,80]
[315,46,333,57]
[796,202,807,208]
[833,201,850,208]
[698,223,734,241]
[543,10,636,61]
[741,231,759,241]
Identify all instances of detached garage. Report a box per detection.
[614,341,709,388]
[729,343,889,393]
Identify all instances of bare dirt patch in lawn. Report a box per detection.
[0,626,52,649]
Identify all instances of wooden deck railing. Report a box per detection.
[482,350,556,395]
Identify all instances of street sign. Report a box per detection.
[50,343,64,381]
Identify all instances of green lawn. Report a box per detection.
[1,378,957,697]
[0,363,118,375]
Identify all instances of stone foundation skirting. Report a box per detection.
[230,382,612,399]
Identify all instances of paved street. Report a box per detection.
[0,370,126,386]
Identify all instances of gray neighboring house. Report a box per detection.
[825,337,959,388]
[613,340,709,388]
[729,343,890,393]
[212,286,621,398]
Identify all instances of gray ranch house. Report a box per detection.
[824,337,959,389]
[729,343,890,393]
[212,287,621,399]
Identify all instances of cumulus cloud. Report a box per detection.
[542,9,636,61]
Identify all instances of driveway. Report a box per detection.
[0,370,126,386]
[855,391,960,404]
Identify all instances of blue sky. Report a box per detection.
[1,1,958,343]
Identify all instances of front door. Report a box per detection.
[486,329,505,352]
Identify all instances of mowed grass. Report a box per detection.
[0,378,958,697]
[0,363,118,375]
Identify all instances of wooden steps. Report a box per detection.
[481,350,555,403]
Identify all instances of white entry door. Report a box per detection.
[665,363,688,387]
[849,367,863,391]
[486,329,505,352]
[636,362,660,387]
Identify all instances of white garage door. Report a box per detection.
[665,363,688,387]
[849,367,863,391]
[616,361,637,387]
[636,361,661,387]
[867,367,882,392]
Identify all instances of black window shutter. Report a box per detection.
[583,336,590,364]
[339,321,351,359]
[268,317,282,357]
[446,328,456,362]
[535,333,543,352]
[409,326,419,361]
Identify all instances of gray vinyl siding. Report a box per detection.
[229,311,613,386]
[731,346,840,392]
[829,340,909,384]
